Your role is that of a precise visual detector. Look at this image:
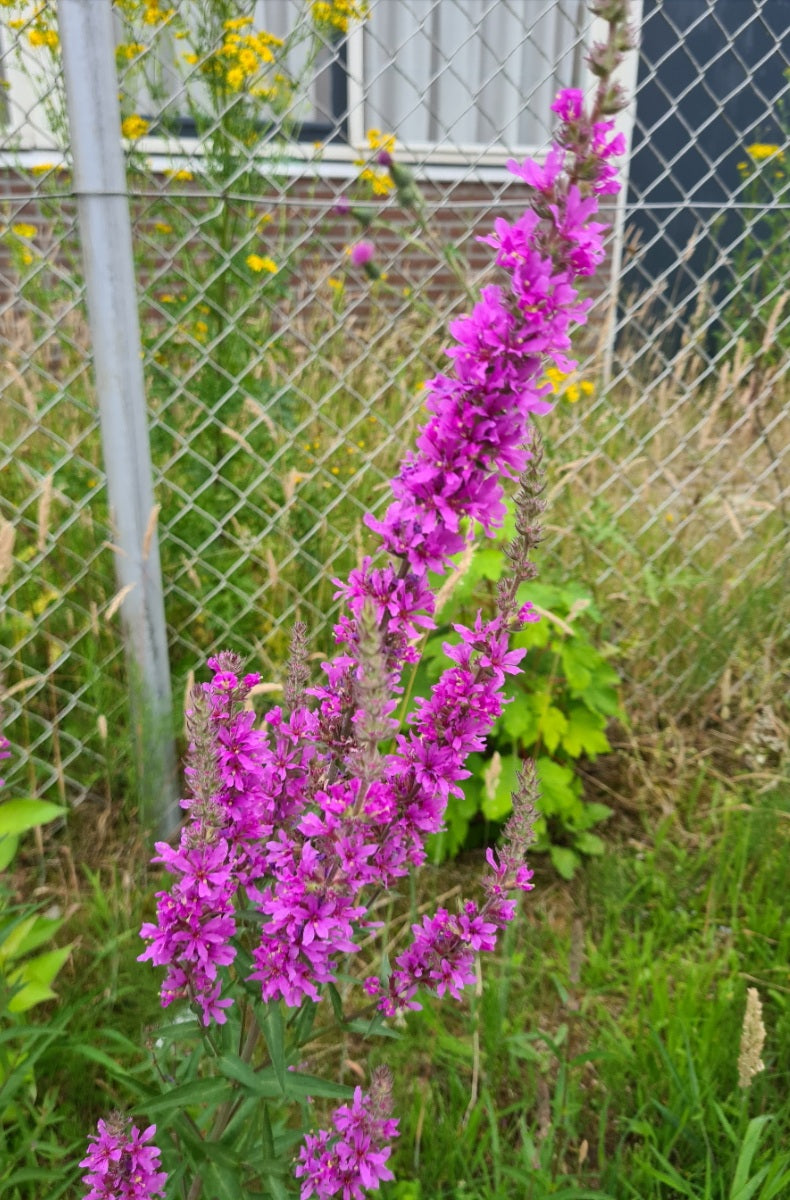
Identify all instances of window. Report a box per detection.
[1,0,589,168]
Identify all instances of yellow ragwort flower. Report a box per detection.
[164,167,193,182]
[311,0,369,35]
[121,114,150,140]
[746,143,782,161]
[246,254,277,274]
[30,162,55,174]
[154,221,173,234]
[117,41,146,61]
[12,222,37,238]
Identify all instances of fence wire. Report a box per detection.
[1,0,788,808]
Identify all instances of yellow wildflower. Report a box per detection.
[28,26,59,50]
[580,380,595,396]
[30,162,55,174]
[746,143,782,161]
[182,52,199,65]
[164,167,193,181]
[194,320,208,341]
[257,213,273,228]
[357,167,394,196]
[246,254,277,274]
[226,66,245,90]
[142,2,174,25]
[159,293,176,303]
[121,114,150,140]
[327,276,343,292]
[223,16,253,31]
[565,384,580,403]
[12,222,36,238]
[311,0,369,35]
[117,42,146,61]
[367,128,395,156]
[21,248,33,265]
[154,221,172,234]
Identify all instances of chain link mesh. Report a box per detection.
[1,0,787,806]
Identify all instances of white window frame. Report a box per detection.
[0,2,638,188]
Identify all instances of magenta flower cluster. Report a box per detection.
[80,1117,166,1200]
[130,79,624,1200]
[295,1072,399,1200]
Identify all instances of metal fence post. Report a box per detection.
[57,0,179,835]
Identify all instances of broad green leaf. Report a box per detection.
[573,831,605,856]
[581,802,614,825]
[549,846,580,880]
[7,944,72,1011]
[6,979,59,1013]
[502,693,541,742]
[536,757,580,817]
[0,800,66,836]
[561,706,611,760]
[538,704,569,754]
[1,914,65,962]
[480,752,520,822]
[560,641,593,692]
[0,834,19,871]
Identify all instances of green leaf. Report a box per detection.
[730,1116,772,1199]
[536,757,580,818]
[561,706,611,760]
[573,831,605,856]
[480,753,520,822]
[501,693,541,742]
[582,802,614,825]
[549,846,580,879]
[282,1072,354,1102]
[560,641,593,693]
[0,834,20,871]
[260,1001,286,1093]
[0,800,66,836]
[1,914,65,962]
[142,1076,229,1114]
[7,944,73,1012]
[538,704,569,754]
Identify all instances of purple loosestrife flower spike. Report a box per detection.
[140,9,627,1053]
[295,1069,399,1200]
[80,1114,167,1200]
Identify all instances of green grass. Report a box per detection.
[2,738,787,1199]
[376,780,790,1199]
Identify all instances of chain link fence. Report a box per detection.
[1,0,788,809]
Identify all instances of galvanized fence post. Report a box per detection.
[57,0,178,834]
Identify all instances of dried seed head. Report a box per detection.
[738,987,766,1089]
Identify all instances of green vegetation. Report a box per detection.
[2,771,787,1198]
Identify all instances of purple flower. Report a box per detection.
[551,87,584,121]
[0,733,9,790]
[80,1115,167,1200]
[349,240,375,267]
[296,1071,398,1200]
